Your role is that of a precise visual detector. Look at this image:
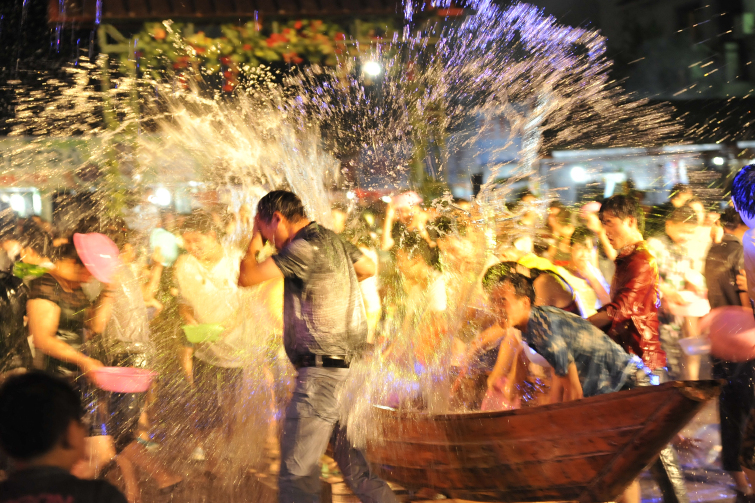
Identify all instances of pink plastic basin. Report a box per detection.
[92,367,157,393]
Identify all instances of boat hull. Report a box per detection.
[365,381,718,502]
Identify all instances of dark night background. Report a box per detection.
[3,0,755,142]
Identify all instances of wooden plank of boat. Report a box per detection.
[365,380,719,502]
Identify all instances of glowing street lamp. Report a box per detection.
[362,61,382,77]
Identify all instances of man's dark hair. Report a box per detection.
[670,183,691,199]
[0,372,84,461]
[181,209,217,235]
[599,194,645,234]
[570,226,596,248]
[482,264,536,305]
[256,191,307,224]
[666,205,697,224]
[482,262,518,292]
[18,221,53,258]
[732,165,755,219]
[720,207,744,231]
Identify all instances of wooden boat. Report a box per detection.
[365,380,718,502]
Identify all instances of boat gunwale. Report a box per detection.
[369,380,719,422]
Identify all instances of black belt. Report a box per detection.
[299,355,349,368]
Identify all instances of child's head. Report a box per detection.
[732,164,755,229]
[0,372,85,468]
[181,209,219,260]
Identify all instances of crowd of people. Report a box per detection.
[0,164,753,503]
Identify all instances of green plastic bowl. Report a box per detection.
[182,324,224,344]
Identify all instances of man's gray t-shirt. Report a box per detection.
[272,222,368,364]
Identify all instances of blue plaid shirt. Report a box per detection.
[523,306,637,397]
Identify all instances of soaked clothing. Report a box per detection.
[0,271,30,372]
[272,222,367,364]
[522,306,637,397]
[175,250,246,368]
[26,274,107,437]
[275,222,395,503]
[597,241,665,370]
[279,368,399,503]
[0,466,126,503]
[704,234,755,472]
[103,264,151,355]
[27,273,91,376]
[705,234,746,310]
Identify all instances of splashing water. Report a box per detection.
[4,1,681,500]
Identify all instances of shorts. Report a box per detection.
[192,358,243,430]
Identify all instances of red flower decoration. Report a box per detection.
[243,44,252,51]
[220,56,231,65]
[294,20,303,30]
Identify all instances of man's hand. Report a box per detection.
[737,269,748,292]
[80,357,105,383]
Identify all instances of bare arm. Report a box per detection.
[178,302,199,326]
[353,255,376,282]
[28,299,103,375]
[238,226,283,287]
[554,362,583,402]
[180,347,194,384]
[487,331,520,389]
[740,292,751,308]
[588,309,611,330]
[381,204,396,251]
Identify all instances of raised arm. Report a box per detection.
[238,224,283,287]
[28,298,103,375]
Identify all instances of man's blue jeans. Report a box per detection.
[278,367,398,503]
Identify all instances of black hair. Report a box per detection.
[18,221,53,258]
[570,226,596,248]
[732,165,755,220]
[666,205,697,224]
[396,231,440,271]
[482,264,536,305]
[720,207,743,231]
[181,209,217,235]
[482,262,518,292]
[0,372,84,461]
[54,241,84,265]
[599,194,645,234]
[257,190,307,224]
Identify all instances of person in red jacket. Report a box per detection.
[588,195,687,503]
[588,195,665,371]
